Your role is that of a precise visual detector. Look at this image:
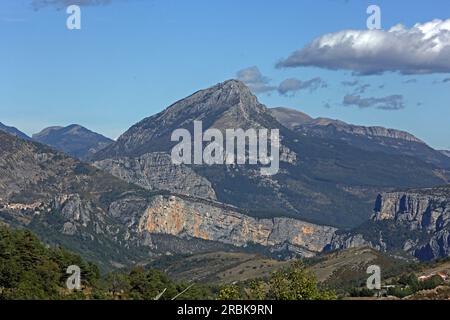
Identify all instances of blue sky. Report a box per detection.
[1,0,450,150]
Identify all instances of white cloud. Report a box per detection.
[277,19,450,75]
[236,67,326,96]
[278,77,327,96]
[343,94,405,110]
[236,66,277,93]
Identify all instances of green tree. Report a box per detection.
[128,266,178,300]
[0,226,216,300]
[217,262,336,301]
[218,285,242,300]
[247,280,266,300]
[267,262,336,300]
[387,286,414,298]
[420,275,444,290]
[106,272,131,298]
[0,227,61,299]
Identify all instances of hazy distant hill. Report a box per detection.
[33,124,113,161]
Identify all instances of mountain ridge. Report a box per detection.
[270,107,450,169]
[271,106,423,143]
[441,150,450,158]
[0,122,32,141]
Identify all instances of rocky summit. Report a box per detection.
[93,80,273,159]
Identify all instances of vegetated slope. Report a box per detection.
[150,251,289,284]
[306,247,413,291]
[149,247,412,294]
[0,225,215,300]
[0,130,156,268]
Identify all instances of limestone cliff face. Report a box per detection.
[372,191,450,233]
[326,234,374,252]
[94,152,217,200]
[329,187,450,261]
[1,189,338,262]
[135,195,337,257]
[372,189,450,260]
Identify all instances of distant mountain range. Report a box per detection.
[1,79,449,267]
[32,125,113,161]
[0,122,113,161]
[271,107,450,169]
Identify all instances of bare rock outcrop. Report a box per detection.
[94,152,217,200]
[135,195,337,257]
[372,191,450,233]
[329,186,450,261]
[372,189,450,260]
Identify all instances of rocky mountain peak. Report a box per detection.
[32,126,64,140]
[65,124,86,134]
[156,79,265,121]
[93,80,272,159]
[271,107,423,143]
[207,79,255,101]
